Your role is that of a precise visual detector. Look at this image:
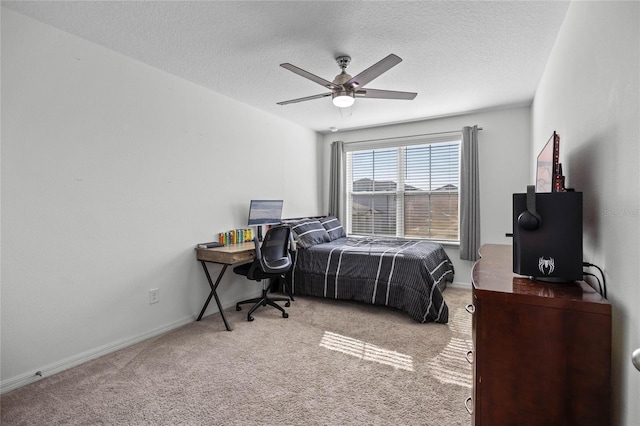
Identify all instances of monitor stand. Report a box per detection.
[256,225,263,242]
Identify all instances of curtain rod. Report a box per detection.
[343,127,483,145]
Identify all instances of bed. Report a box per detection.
[285,217,454,323]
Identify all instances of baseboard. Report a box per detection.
[1,315,195,393]
[1,295,255,394]
[447,281,472,289]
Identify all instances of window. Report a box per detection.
[345,135,460,242]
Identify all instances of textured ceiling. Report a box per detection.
[3,1,570,133]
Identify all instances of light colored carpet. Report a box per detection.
[1,287,473,425]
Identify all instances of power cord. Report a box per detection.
[583,262,607,299]
[582,272,602,296]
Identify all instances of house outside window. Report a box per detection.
[345,135,460,242]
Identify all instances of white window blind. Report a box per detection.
[345,135,460,242]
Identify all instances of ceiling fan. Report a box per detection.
[277,54,417,108]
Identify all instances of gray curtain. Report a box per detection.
[460,126,480,261]
[329,141,345,221]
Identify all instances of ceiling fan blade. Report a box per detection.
[355,88,417,100]
[344,54,403,90]
[280,63,340,90]
[277,92,332,105]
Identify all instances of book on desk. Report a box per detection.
[197,242,224,249]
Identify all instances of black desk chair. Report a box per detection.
[233,225,295,321]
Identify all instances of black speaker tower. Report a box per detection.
[513,187,583,282]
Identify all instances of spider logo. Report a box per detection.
[538,257,555,275]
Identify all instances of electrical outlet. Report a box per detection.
[149,288,159,304]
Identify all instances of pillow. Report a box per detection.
[291,219,331,248]
[319,216,346,240]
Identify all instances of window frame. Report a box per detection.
[344,134,461,243]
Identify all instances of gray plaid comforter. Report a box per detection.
[289,237,454,323]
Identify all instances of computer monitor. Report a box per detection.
[536,132,560,193]
[247,200,283,240]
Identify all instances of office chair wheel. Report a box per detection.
[283,312,289,318]
[285,301,291,307]
[248,315,254,321]
[236,305,242,311]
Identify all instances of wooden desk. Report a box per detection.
[195,242,256,331]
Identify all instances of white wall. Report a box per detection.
[1,9,322,391]
[531,1,639,425]
[322,106,532,286]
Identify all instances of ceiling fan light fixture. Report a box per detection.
[278,54,416,107]
[332,91,355,108]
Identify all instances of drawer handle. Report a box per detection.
[466,350,474,364]
[633,348,640,372]
[465,303,475,314]
[464,396,473,415]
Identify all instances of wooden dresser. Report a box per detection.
[469,244,611,425]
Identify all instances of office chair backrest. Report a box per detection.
[254,225,293,275]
